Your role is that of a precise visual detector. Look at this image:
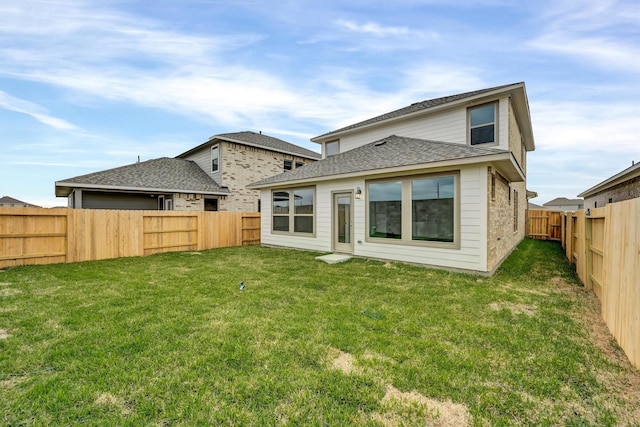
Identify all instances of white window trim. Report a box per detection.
[365,171,460,249]
[325,140,340,157]
[468,102,499,147]
[211,144,220,173]
[271,187,316,237]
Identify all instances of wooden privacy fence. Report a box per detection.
[526,209,563,241]
[0,207,261,268]
[527,200,640,369]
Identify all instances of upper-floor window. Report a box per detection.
[295,161,304,168]
[284,159,293,170]
[211,145,220,172]
[469,103,496,145]
[326,140,339,157]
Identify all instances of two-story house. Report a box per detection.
[55,131,320,211]
[248,83,535,274]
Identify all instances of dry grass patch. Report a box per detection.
[0,328,10,339]
[94,392,133,416]
[489,301,537,316]
[0,288,21,296]
[373,385,470,427]
[328,347,360,375]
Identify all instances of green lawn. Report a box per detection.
[1,239,638,425]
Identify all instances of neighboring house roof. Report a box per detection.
[177,131,321,160]
[0,196,40,208]
[528,202,544,209]
[543,197,583,207]
[55,157,230,197]
[249,135,522,188]
[311,82,535,152]
[577,162,640,198]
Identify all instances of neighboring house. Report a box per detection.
[542,197,584,211]
[0,196,40,208]
[578,162,640,209]
[249,82,535,274]
[56,131,320,211]
[528,202,544,210]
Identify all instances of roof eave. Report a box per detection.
[54,182,230,197]
[311,83,529,144]
[577,163,640,198]
[248,152,523,189]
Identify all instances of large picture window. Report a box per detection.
[272,187,315,235]
[369,181,402,239]
[367,172,459,248]
[412,176,454,242]
[469,103,496,145]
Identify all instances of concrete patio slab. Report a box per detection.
[315,253,353,264]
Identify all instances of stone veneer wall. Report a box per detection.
[172,193,205,211]
[487,167,527,272]
[583,176,640,209]
[218,142,316,212]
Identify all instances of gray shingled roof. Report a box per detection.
[177,131,321,160]
[313,83,523,141]
[249,135,513,188]
[55,157,228,197]
[543,197,584,206]
[0,196,40,207]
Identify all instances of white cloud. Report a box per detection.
[528,0,640,72]
[0,90,79,131]
[530,100,639,153]
[336,20,411,37]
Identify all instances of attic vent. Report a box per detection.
[374,140,387,147]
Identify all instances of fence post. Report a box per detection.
[585,215,593,291]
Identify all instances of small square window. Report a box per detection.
[295,161,304,168]
[326,140,339,156]
[284,159,292,170]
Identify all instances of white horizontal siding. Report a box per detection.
[259,164,490,272]
[182,144,222,183]
[336,96,511,155]
[340,108,467,153]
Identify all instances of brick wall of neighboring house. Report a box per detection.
[487,167,526,272]
[219,142,316,212]
[173,193,204,211]
[508,101,526,174]
[583,176,640,209]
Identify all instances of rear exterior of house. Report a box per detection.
[249,83,535,274]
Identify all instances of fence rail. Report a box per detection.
[527,200,640,369]
[0,207,260,268]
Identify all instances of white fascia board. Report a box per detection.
[54,182,229,197]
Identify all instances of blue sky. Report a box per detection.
[1,0,638,207]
